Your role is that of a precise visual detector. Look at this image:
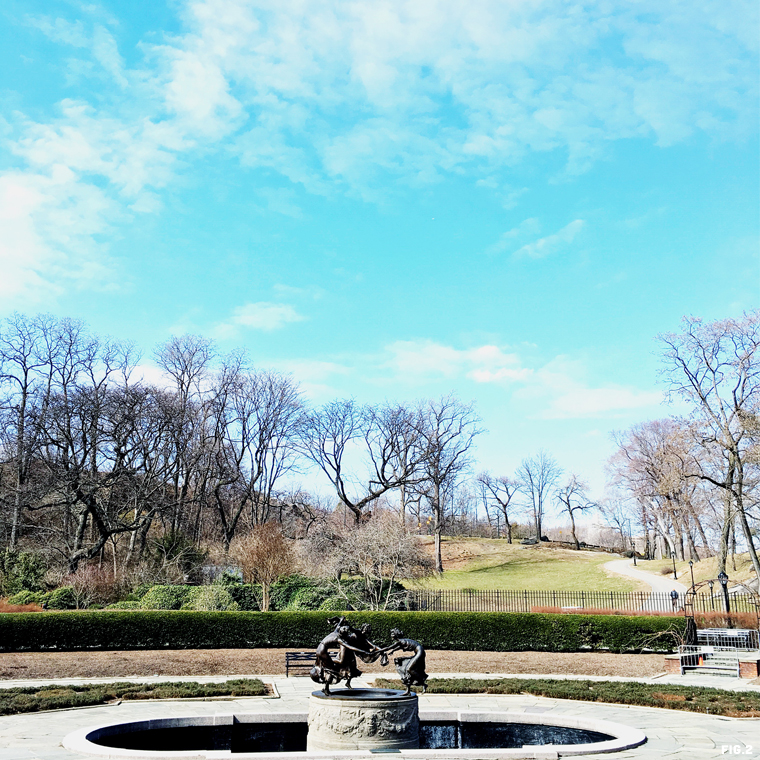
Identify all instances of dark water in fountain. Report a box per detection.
[92,721,614,752]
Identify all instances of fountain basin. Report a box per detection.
[64,710,646,759]
[308,688,419,751]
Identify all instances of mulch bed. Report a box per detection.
[0,650,665,680]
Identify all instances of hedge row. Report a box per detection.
[0,611,685,653]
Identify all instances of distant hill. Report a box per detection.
[407,536,647,592]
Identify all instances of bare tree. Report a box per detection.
[516,450,562,541]
[204,363,304,550]
[154,334,215,536]
[231,522,295,611]
[0,313,59,548]
[556,474,595,550]
[332,512,432,610]
[609,419,710,561]
[416,396,481,573]
[299,400,421,524]
[476,471,520,542]
[660,312,760,579]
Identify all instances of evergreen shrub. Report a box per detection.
[46,587,76,610]
[181,586,240,611]
[0,611,685,653]
[139,585,193,610]
[225,584,260,611]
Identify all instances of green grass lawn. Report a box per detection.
[0,679,268,716]
[407,537,647,592]
[374,677,760,717]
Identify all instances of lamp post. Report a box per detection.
[671,552,678,580]
[688,560,695,591]
[708,580,715,611]
[718,571,731,619]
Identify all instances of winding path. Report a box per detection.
[605,558,687,596]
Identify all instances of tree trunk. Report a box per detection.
[570,511,580,550]
[718,496,732,575]
[737,502,760,581]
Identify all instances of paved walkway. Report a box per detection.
[0,673,757,760]
[605,558,688,596]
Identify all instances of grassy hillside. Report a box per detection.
[408,537,647,592]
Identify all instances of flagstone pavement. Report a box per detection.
[0,672,757,760]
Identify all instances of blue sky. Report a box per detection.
[1,0,758,500]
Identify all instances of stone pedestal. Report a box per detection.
[307,689,419,751]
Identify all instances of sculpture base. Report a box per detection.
[307,688,419,751]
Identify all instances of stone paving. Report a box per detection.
[0,673,757,760]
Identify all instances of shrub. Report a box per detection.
[0,611,686,653]
[107,601,143,610]
[139,585,193,610]
[181,586,240,611]
[269,575,316,610]
[46,587,76,610]
[0,551,47,595]
[319,596,350,611]
[0,599,43,613]
[226,584,261,611]
[288,586,334,610]
[126,584,153,602]
[7,591,45,606]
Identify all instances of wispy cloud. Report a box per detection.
[356,339,662,419]
[214,302,306,338]
[2,0,756,302]
[514,219,585,259]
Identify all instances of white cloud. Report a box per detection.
[2,0,756,303]
[514,219,585,259]
[384,340,530,382]
[214,302,306,338]
[543,386,664,419]
[380,340,661,419]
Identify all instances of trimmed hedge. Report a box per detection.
[0,611,685,653]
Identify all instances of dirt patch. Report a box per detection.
[0,649,665,681]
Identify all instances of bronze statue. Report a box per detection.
[310,617,387,694]
[385,628,428,694]
[311,617,427,696]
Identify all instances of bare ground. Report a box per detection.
[0,650,665,681]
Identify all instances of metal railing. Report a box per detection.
[678,645,743,677]
[405,588,760,615]
[696,628,759,649]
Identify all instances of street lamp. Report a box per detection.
[718,571,731,620]
[671,552,678,580]
[688,559,695,591]
[708,580,715,612]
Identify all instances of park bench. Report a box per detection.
[285,650,338,677]
[285,652,315,677]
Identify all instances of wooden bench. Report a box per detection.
[285,650,340,677]
[285,652,315,677]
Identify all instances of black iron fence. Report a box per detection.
[405,588,760,615]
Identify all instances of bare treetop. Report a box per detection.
[299,399,422,523]
[516,449,562,541]
[659,311,760,579]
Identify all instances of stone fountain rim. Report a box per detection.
[63,709,647,760]
[310,687,417,701]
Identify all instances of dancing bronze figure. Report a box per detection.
[385,628,428,694]
[310,617,387,694]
